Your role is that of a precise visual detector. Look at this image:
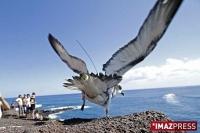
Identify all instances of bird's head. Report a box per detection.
[80,73,89,81]
[114,85,124,96]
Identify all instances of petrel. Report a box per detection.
[48,0,183,116]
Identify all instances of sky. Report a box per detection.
[0,0,200,97]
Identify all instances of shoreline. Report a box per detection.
[0,110,184,133]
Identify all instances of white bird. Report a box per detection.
[48,0,183,116]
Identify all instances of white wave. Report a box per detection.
[36,104,42,108]
[59,119,65,121]
[50,105,90,111]
[163,93,180,105]
[48,114,58,119]
[48,105,90,120]
[48,111,64,119]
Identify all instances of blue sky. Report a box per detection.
[0,0,200,97]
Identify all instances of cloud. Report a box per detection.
[121,58,200,89]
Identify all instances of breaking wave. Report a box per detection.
[48,111,64,119]
[49,105,90,111]
[163,93,180,105]
[48,105,91,120]
[36,104,42,108]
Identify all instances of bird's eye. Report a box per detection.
[80,74,89,81]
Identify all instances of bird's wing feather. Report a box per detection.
[48,34,88,74]
[103,0,183,76]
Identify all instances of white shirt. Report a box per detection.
[16,98,23,106]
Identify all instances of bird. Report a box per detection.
[48,0,183,116]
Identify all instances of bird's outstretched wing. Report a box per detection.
[48,34,88,74]
[103,0,183,76]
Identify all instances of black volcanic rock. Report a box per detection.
[0,111,186,133]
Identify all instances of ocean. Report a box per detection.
[7,86,200,132]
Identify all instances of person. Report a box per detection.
[35,110,43,120]
[0,100,2,118]
[26,94,31,113]
[30,92,36,119]
[22,94,27,114]
[0,93,2,118]
[16,95,24,117]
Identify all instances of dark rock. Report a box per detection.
[0,110,186,133]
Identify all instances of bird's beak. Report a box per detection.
[121,92,124,96]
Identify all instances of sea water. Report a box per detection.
[7,86,200,131]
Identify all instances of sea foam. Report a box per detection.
[163,93,180,105]
[49,105,90,111]
[36,104,42,108]
[47,105,90,120]
[48,111,64,119]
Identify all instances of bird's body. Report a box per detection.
[48,0,183,116]
[64,73,122,115]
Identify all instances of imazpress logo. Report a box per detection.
[150,121,197,131]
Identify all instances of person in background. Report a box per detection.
[0,93,2,118]
[0,100,2,118]
[30,92,36,119]
[22,94,28,115]
[26,94,31,113]
[16,95,24,117]
[35,110,43,120]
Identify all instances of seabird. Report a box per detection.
[48,0,183,116]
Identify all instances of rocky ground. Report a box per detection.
[0,110,185,133]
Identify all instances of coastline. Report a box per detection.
[0,110,184,133]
